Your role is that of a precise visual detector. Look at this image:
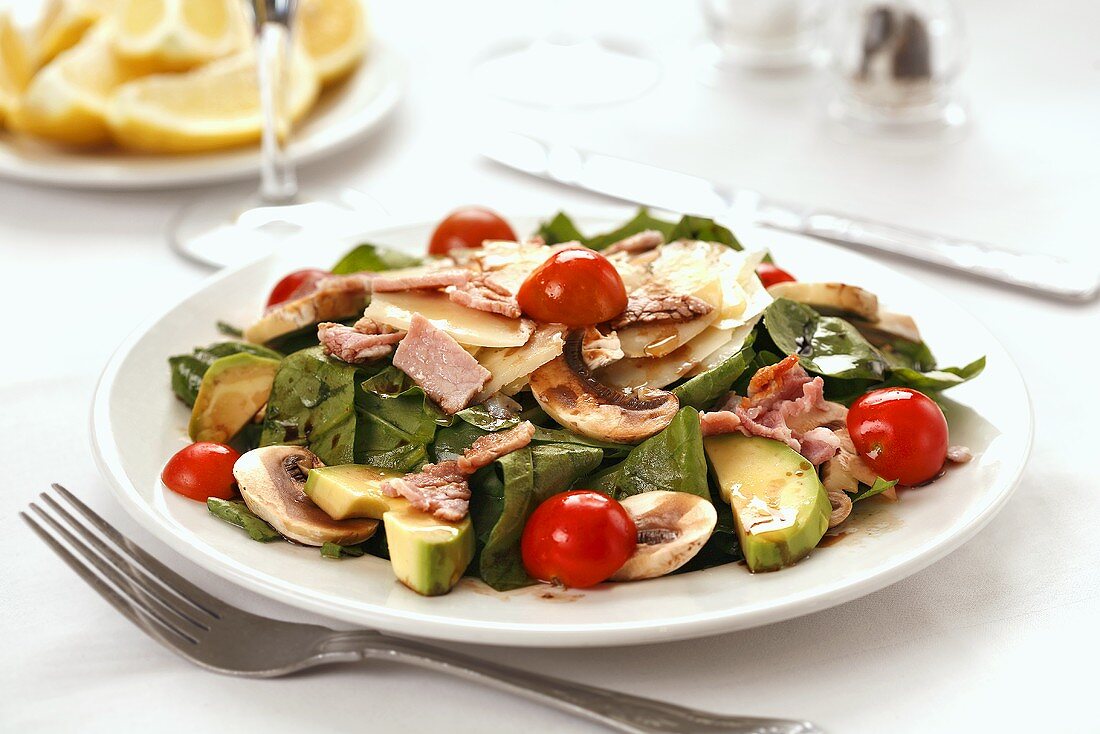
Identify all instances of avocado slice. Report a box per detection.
[384,505,475,597]
[703,434,831,573]
[189,353,281,443]
[304,464,475,596]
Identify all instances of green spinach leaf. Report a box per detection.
[887,357,986,392]
[592,407,710,501]
[667,215,741,250]
[331,243,422,274]
[764,299,887,381]
[259,347,380,465]
[207,498,281,542]
[672,332,756,409]
[851,476,898,502]
[473,444,604,591]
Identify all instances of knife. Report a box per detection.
[483,132,1099,302]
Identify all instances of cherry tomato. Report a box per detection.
[266,268,329,309]
[756,262,796,288]
[847,388,949,486]
[428,206,517,256]
[517,248,628,327]
[521,490,636,588]
[161,442,242,502]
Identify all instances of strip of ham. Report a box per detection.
[391,313,491,414]
[457,421,536,474]
[447,277,522,318]
[371,268,470,293]
[382,421,535,521]
[699,355,846,466]
[582,327,624,369]
[611,289,714,329]
[317,322,404,363]
[603,229,665,255]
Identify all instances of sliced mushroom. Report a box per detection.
[233,445,378,546]
[850,310,922,345]
[611,491,718,581]
[243,276,370,344]
[767,282,880,322]
[529,330,679,444]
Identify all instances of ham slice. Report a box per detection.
[456,421,536,474]
[371,268,470,293]
[611,289,714,329]
[700,355,847,466]
[317,320,404,364]
[391,313,491,414]
[603,229,664,255]
[447,277,522,318]
[381,421,536,521]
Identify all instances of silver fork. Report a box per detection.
[22,484,823,734]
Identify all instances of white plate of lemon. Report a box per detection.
[0,0,402,189]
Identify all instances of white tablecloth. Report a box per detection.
[3,2,1098,731]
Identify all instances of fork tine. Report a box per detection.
[21,510,199,647]
[28,503,200,645]
[39,494,210,630]
[51,484,224,619]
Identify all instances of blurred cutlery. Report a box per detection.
[483,132,1098,302]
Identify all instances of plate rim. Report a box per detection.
[0,41,404,191]
[90,214,1034,647]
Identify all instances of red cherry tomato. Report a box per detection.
[521,490,636,588]
[517,248,628,327]
[847,388,949,486]
[266,268,329,309]
[428,206,517,256]
[756,262,796,288]
[161,442,242,502]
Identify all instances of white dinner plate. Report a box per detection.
[0,43,403,191]
[91,211,1032,647]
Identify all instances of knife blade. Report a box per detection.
[483,132,1099,302]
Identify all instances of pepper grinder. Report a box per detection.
[826,0,967,136]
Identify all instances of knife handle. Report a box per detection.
[794,212,1099,301]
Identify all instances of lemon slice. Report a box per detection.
[33,0,110,67]
[108,45,320,153]
[111,0,246,72]
[297,0,367,84]
[10,25,140,146]
[0,13,34,126]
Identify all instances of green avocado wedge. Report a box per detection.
[188,353,281,443]
[703,434,831,573]
[304,465,475,596]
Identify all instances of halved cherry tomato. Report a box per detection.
[428,206,517,256]
[756,262,796,288]
[517,248,628,327]
[521,490,636,588]
[266,268,329,309]
[847,388,949,486]
[161,442,242,502]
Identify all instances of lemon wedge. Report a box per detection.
[10,24,140,146]
[0,13,34,126]
[111,0,246,72]
[33,0,110,67]
[108,45,319,153]
[298,0,367,84]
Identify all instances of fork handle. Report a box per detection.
[317,632,821,734]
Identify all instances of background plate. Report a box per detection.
[91,211,1032,647]
[0,42,403,191]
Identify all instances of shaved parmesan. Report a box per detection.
[476,325,567,401]
[600,324,743,390]
[363,291,533,348]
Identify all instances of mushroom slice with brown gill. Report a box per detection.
[611,491,718,581]
[233,445,378,546]
[766,282,880,322]
[529,330,679,444]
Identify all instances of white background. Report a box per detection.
[2,1,1099,732]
